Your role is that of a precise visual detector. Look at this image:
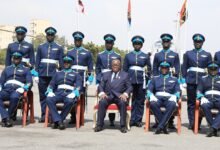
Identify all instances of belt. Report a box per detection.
[129,66,146,89]
[5,79,24,87]
[187,67,205,73]
[22,58,30,63]
[71,65,87,71]
[41,59,58,64]
[129,66,144,71]
[155,92,172,97]
[58,84,74,91]
[101,69,111,73]
[205,90,220,96]
[72,65,87,87]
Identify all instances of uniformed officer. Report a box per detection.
[5,26,35,68]
[35,27,64,122]
[45,56,82,130]
[152,33,180,129]
[123,36,151,127]
[67,31,94,124]
[182,34,212,129]
[95,59,133,133]
[214,50,220,75]
[153,34,180,77]
[197,61,220,137]
[0,52,32,127]
[95,34,121,126]
[147,62,180,134]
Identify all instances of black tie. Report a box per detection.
[112,73,117,82]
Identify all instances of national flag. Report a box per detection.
[179,0,188,26]
[127,0,131,26]
[78,0,85,13]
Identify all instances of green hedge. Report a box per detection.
[0,49,6,65]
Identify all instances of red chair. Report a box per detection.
[145,99,182,134]
[80,94,85,126]
[93,95,132,130]
[44,97,82,129]
[3,91,35,127]
[194,99,219,134]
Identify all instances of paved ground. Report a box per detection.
[0,84,220,150]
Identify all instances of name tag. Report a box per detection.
[52,48,58,51]
[80,52,86,55]
[201,55,207,58]
[169,80,175,83]
[111,56,117,59]
[168,55,175,58]
[68,74,75,77]
[17,70,24,72]
[139,56,146,59]
[22,45,29,49]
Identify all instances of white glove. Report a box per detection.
[201,97,209,105]
[169,95,177,103]
[47,92,55,97]
[0,86,2,91]
[67,93,76,99]
[86,81,91,86]
[182,83,187,88]
[16,87,24,94]
[150,94,158,102]
[34,77,39,83]
[169,95,178,106]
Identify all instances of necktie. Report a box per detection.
[112,73,117,82]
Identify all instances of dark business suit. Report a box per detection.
[97,71,133,127]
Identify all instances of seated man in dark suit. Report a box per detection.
[94,59,133,133]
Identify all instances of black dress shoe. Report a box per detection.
[130,122,135,127]
[154,128,163,135]
[109,121,115,127]
[163,127,169,134]
[2,119,13,128]
[38,118,45,123]
[206,128,217,137]
[94,126,103,132]
[120,127,127,133]
[136,122,142,127]
[215,131,220,137]
[68,119,76,125]
[151,123,158,129]
[168,123,176,130]
[58,122,66,130]
[188,124,193,130]
[51,122,59,129]
[11,115,17,121]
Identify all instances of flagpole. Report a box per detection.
[127,25,131,53]
[184,0,188,57]
[127,0,132,53]
[75,0,79,31]
[175,12,180,56]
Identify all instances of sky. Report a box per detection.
[0,0,220,56]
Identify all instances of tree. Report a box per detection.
[0,49,6,65]
[31,34,45,51]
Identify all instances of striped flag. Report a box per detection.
[78,0,85,13]
[127,0,132,27]
[179,0,188,26]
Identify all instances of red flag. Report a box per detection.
[78,0,85,13]
[179,0,188,26]
[127,0,131,26]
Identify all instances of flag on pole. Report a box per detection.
[127,0,132,27]
[179,0,188,26]
[78,0,85,13]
